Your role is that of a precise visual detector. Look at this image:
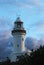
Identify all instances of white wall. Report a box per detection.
[12,32,25,53]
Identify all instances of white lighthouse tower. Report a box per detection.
[11,17,26,62]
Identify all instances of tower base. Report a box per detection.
[10,51,26,62]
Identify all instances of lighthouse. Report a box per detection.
[10,17,26,62]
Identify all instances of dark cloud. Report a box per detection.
[0,36,13,61]
[25,37,40,50]
[25,37,44,50]
[0,30,13,61]
[39,37,44,46]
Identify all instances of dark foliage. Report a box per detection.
[0,46,44,65]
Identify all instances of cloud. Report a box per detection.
[0,31,12,40]
[25,37,40,50]
[0,18,12,30]
[33,0,41,6]
[0,0,42,8]
[39,37,44,46]
[0,0,43,14]
[0,31,13,60]
[30,21,44,31]
[28,21,44,39]
[25,37,44,50]
[33,21,44,27]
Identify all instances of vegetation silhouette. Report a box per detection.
[0,46,44,65]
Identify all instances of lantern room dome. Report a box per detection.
[15,17,23,23]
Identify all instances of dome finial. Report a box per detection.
[16,16,21,22]
[17,17,20,20]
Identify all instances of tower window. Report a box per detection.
[17,24,21,28]
[17,44,19,47]
[22,38,24,41]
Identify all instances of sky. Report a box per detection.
[0,0,44,40]
[0,0,44,61]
